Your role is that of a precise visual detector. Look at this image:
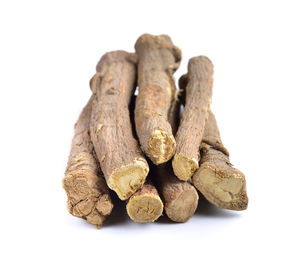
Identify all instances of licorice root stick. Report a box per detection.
[63,96,113,228]
[193,111,248,210]
[90,51,149,200]
[134,34,181,165]
[172,56,213,181]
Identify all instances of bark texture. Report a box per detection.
[154,163,199,222]
[173,56,214,181]
[90,51,149,200]
[126,180,163,223]
[63,96,113,228]
[193,111,248,210]
[134,33,181,165]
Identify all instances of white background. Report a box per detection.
[1,0,299,262]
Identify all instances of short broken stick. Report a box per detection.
[155,164,199,222]
[63,96,113,228]
[134,33,181,165]
[126,180,163,223]
[173,56,213,181]
[193,111,248,210]
[90,51,149,200]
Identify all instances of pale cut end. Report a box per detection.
[126,194,164,223]
[107,160,149,200]
[165,188,199,222]
[193,163,248,210]
[148,129,176,165]
[172,154,199,181]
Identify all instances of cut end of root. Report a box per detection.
[86,210,105,229]
[193,163,248,210]
[148,129,176,165]
[63,174,92,202]
[172,154,199,181]
[63,174,113,228]
[126,194,163,223]
[107,160,149,200]
[96,194,114,216]
[165,188,199,223]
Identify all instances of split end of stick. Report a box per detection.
[147,129,176,165]
[63,174,113,228]
[107,160,149,200]
[193,163,248,211]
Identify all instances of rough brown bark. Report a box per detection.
[90,51,149,200]
[134,33,181,165]
[193,111,248,210]
[63,96,113,229]
[167,87,181,135]
[154,163,199,222]
[126,180,163,223]
[172,56,213,181]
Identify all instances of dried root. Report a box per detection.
[134,34,181,165]
[63,96,113,228]
[193,111,248,210]
[173,56,213,181]
[155,164,199,222]
[90,51,149,200]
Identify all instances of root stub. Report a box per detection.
[148,129,176,165]
[172,154,199,181]
[86,210,106,229]
[165,188,199,223]
[106,160,149,200]
[153,163,199,223]
[193,162,248,210]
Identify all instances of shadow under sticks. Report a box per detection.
[103,190,241,227]
[103,190,128,227]
[156,213,174,224]
[195,193,241,218]
[156,192,241,225]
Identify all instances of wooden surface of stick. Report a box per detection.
[63,96,113,228]
[134,34,181,165]
[172,56,214,181]
[193,111,248,210]
[126,180,163,223]
[90,51,149,200]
